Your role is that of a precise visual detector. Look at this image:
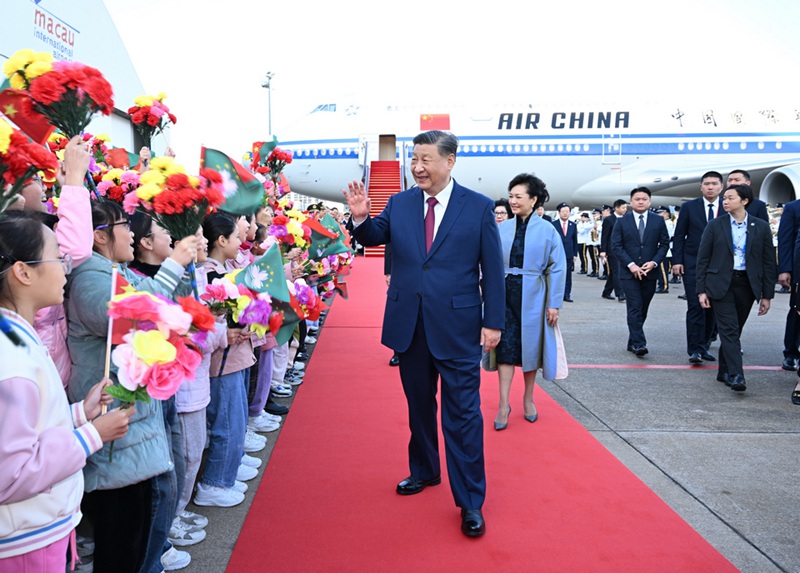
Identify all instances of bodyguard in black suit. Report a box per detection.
[552,202,578,302]
[611,188,670,355]
[600,199,627,301]
[727,169,769,221]
[696,185,776,391]
[776,199,800,370]
[672,171,724,363]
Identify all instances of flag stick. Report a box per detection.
[101,264,118,414]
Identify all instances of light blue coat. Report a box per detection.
[499,215,567,380]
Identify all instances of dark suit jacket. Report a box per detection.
[353,180,505,359]
[696,214,776,300]
[600,215,620,255]
[610,211,670,280]
[747,198,769,222]
[671,197,725,267]
[552,219,579,259]
[778,199,800,275]
[541,214,552,222]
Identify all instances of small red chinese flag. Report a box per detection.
[0,89,55,144]
[110,273,136,345]
[419,113,450,131]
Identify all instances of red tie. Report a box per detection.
[425,197,438,252]
[562,221,567,235]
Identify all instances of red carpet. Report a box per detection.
[228,258,737,572]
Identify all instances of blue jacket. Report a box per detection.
[353,180,505,359]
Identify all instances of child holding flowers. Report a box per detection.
[195,212,257,509]
[0,213,134,573]
[65,199,198,573]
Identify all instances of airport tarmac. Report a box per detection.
[181,268,799,573]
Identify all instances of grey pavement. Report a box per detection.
[180,270,799,573]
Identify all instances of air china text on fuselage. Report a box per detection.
[497,112,631,130]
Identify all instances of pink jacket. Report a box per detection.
[33,185,93,387]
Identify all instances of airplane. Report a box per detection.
[278,98,800,208]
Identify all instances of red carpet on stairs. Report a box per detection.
[228,257,738,572]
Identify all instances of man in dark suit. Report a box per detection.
[536,205,552,221]
[778,199,800,370]
[611,187,670,356]
[696,184,776,391]
[553,202,578,302]
[343,130,505,537]
[672,171,724,364]
[600,199,627,301]
[727,169,769,221]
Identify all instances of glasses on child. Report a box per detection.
[0,253,73,275]
[94,220,131,232]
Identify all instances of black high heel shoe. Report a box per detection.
[494,407,511,431]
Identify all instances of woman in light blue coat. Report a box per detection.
[494,174,568,430]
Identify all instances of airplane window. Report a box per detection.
[722,142,729,150]
[557,144,564,152]
[688,143,694,150]
[489,145,495,153]
[514,145,520,153]
[758,142,765,150]
[566,144,572,152]
[776,142,783,150]
[740,142,747,150]
[480,145,487,153]
[523,145,530,152]
[583,144,590,152]
[549,144,555,152]
[714,143,720,150]
[705,143,711,150]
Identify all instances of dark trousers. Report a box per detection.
[82,480,152,573]
[578,244,588,273]
[564,259,574,298]
[602,253,623,297]
[783,282,800,359]
[587,245,599,274]
[710,273,755,377]
[656,259,670,290]
[621,277,658,348]
[683,270,715,355]
[398,312,485,510]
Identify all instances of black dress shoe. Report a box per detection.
[598,275,608,280]
[602,293,615,300]
[588,272,598,278]
[617,296,626,302]
[578,270,587,275]
[700,351,716,361]
[689,352,703,364]
[295,352,309,362]
[563,296,574,302]
[265,398,289,415]
[716,372,730,384]
[632,346,648,357]
[677,294,687,300]
[460,508,485,537]
[781,357,798,371]
[389,354,400,367]
[396,475,441,495]
[655,287,668,294]
[729,374,746,391]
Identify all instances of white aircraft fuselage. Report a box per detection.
[279,100,800,208]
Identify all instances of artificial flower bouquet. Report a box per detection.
[0,118,58,212]
[3,49,114,138]
[106,290,214,405]
[97,168,141,205]
[200,270,277,337]
[127,93,177,148]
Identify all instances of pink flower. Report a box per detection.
[171,336,201,380]
[109,293,162,323]
[111,342,149,391]
[142,361,184,400]
[157,303,193,335]
[123,190,141,215]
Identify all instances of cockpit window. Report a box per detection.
[310,104,337,113]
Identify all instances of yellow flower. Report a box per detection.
[134,95,155,107]
[187,175,200,188]
[95,133,111,142]
[155,92,167,102]
[224,269,243,282]
[8,75,25,90]
[131,330,176,366]
[48,132,67,145]
[24,59,53,79]
[232,295,252,323]
[140,169,166,187]
[103,168,125,182]
[0,120,13,155]
[136,183,163,201]
[3,49,35,77]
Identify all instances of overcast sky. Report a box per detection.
[103,0,800,170]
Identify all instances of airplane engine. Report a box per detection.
[760,164,800,205]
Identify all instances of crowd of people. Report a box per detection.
[494,168,798,403]
[0,137,334,573]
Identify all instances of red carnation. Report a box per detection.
[28,73,66,105]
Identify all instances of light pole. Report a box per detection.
[261,72,274,136]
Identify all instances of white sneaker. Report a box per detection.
[241,453,262,469]
[304,335,317,344]
[232,480,248,493]
[292,361,306,371]
[178,510,208,529]
[270,384,292,397]
[247,415,280,433]
[237,463,258,481]
[194,483,245,507]
[261,411,282,423]
[161,546,191,571]
[169,518,206,547]
[244,430,266,452]
[286,375,304,386]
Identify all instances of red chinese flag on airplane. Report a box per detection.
[110,272,137,345]
[0,88,55,144]
[420,113,450,131]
